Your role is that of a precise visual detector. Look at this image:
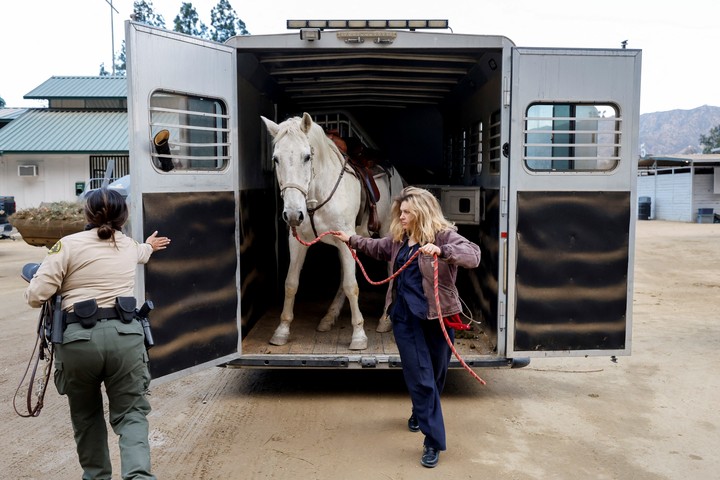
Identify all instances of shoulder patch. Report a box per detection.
[48,241,62,254]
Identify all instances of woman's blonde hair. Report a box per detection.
[389,186,456,243]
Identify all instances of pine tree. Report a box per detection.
[174,2,209,39]
[210,0,249,43]
[132,0,166,28]
[114,41,127,76]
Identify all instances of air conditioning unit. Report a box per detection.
[18,165,38,177]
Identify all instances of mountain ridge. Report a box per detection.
[639,105,720,155]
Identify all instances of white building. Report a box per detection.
[637,154,720,222]
[0,76,128,210]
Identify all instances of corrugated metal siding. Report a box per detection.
[638,169,720,222]
[692,172,720,217]
[0,109,128,153]
[637,171,692,222]
[24,76,126,99]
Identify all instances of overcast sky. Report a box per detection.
[1,0,717,114]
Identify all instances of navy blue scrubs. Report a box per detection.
[391,241,454,451]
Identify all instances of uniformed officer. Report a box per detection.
[24,188,170,480]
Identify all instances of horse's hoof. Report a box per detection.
[317,316,335,332]
[376,315,392,333]
[269,333,289,346]
[349,336,368,350]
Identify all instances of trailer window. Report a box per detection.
[489,110,501,175]
[524,104,619,172]
[444,121,483,182]
[149,91,229,172]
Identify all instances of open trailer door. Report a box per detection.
[505,47,641,358]
[125,22,240,380]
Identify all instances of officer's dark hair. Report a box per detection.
[84,188,128,245]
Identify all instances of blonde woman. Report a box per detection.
[334,186,481,468]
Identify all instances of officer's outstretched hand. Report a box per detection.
[146,231,171,252]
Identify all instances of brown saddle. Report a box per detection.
[326,130,383,234]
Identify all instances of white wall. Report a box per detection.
[692,171,720,219]
[637,170,693,222]
[0,153,88,210]
[637,169,720,223]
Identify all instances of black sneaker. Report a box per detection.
[407,413,420,432]
[421,446,439,468]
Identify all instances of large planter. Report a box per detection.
[12,218,86,248]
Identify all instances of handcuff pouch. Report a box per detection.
[73,299,98,329]
[115,297,137,324]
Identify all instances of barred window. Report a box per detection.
[149,92,230,172]
[524,104,620,172]
[488,110,501,175]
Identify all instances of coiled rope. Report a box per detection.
[291,228,486,385]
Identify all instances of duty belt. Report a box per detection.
[65,307,120,325]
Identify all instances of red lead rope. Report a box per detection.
[291,228,486,385]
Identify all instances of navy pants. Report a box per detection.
[392,297,454,451]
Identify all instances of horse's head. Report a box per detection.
[261,113,316,228]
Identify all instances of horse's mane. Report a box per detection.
[275,116,344,167]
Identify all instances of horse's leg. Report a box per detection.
[337,245,368,350]
[270,238,308,346]
[317,283,345,332]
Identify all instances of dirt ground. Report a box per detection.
[1,220,719,480]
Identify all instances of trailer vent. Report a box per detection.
[18,165,38,177]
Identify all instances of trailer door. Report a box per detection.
[506,47,641,358]
[126,22,239,379]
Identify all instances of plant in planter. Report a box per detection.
[9,201,86,248]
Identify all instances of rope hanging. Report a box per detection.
[291,227,486,385]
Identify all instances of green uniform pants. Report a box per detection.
[54,318,155,480]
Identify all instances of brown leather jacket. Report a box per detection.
[349,229,481,319]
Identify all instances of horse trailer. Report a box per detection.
[124,20,641,380]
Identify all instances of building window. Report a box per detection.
[149,91,229,172]
[88,155,129,189]
[524,104,620,172]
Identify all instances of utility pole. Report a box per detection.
[104,0,120,75]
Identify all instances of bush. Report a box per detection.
[9,201,84,223]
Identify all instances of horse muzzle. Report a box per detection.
[282,209,305,227]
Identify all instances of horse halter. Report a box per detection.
[277,142,349,238]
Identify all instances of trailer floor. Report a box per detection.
[241,293,495,357]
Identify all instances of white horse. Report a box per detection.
[261,113,404,350]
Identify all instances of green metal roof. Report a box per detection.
[0,108,27,121]
[0,109,128,154]
[24,76,127,100]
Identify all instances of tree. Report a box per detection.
[114,41,127,76]
[98,63,111,76]
[210,0,249,42]
[699,125,720,154]
[174,2,209,39]
[0,96,5,108]
[132,0,166,28]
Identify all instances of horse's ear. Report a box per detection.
[261,116,279,138]
[300,112,313,134]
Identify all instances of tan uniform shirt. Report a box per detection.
[24,229,153,311]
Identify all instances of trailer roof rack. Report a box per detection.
[287,19,449,31]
